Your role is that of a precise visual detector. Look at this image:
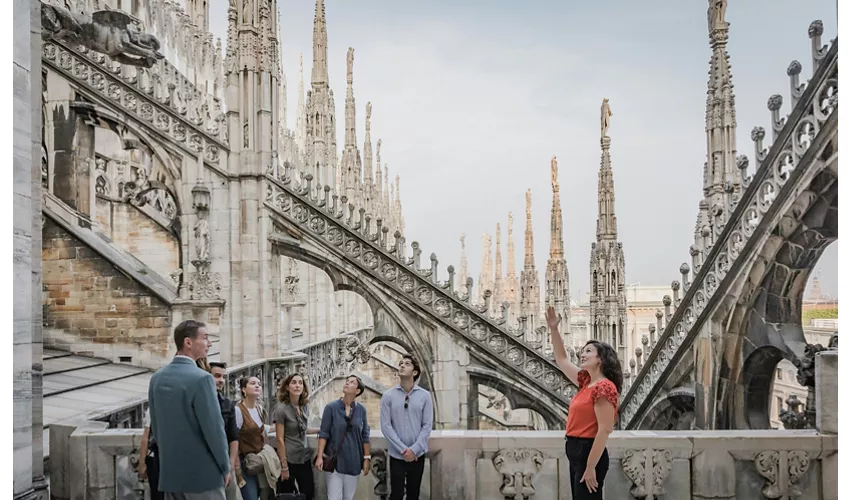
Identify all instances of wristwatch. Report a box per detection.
[363,455,371,460]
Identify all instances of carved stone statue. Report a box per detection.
[525,189,532,219]
[193,217,210,262]
[460,233,465,250]
[346,47,354,85]
[242,0,252,24]
[550,155,559,191]
[601,98,613,138]
[41,2,165,68]
[708,0,727,29]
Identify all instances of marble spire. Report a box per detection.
[590,99,628,362]
[478,233,494,306]
[458,234,469,297]
[520,189,542,338]
[311,0,328,86]
[701,0,740,247]
[545,155,570,340]
[494,223,504,315]
[505,212,520,327]
[295,53,306,152]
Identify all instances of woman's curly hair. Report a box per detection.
[584,340,623,394]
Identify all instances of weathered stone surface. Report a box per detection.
[814,350,837,434]
[42,218,173,368]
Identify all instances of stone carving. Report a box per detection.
[792,343,827,428]
[42,42,227,158]
[778,394,807,430]
[341,337,371,365]
[601,98,613,138]
[492,448,544,500]
[187,267,222,300]
[371,450,389,499]
[550,156,558,191]
[169,268,182,287]
[41,3,165,68]
[620,33,837,427]
[193,217,210,262]
[754,450,810,499]
[621,448,673,498]
[708,0,727,29]
[283,257,301,302]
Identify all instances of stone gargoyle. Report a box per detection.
[41,2,164,68]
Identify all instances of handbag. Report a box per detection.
[321,410,354,473]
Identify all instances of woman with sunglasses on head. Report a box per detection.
[274,373,319,500]
[315,375,371,500]
[546,306,623,499]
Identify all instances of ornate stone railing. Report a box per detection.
[48,351,838,500]
[619,32,838,429]
[42,40,228,166]
[264,170,576,410]
[223,329,373,415]
[58,429,837,500]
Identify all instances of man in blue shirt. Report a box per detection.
[380,355,433,500]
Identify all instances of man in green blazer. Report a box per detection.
[148,320,232,499]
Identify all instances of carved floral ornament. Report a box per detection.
[620,35,837,428]
[263,171,575,409]
[621,448,673,499]
[754,450,811,499]
[492,448,544,500]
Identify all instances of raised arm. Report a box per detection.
[546,306,581,386]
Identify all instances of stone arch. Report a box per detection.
[269,233,438,408]
[466,366,564,430]
[716,163,837,429]
[82,102,185,212]
[636,386,695,430]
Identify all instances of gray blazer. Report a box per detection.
[148,356,230,493]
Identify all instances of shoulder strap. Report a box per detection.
[331,402,356,456]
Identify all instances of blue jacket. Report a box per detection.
[148,356,230,493]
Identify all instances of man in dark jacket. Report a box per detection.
[209,362,242,500]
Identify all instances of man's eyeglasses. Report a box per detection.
[404,394,409,410]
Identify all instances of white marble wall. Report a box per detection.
[13,0,46,498]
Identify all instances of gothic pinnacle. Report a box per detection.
[311,0,329,86]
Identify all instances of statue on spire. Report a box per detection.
[461,233,466,250]
[525,189,532,219]
[708,0,727,30]
[601,98,613,139]
[550,156,559,192]
[366,102,372,129]
[346,47,354,85]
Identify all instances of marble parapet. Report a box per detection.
[56,428,836,500]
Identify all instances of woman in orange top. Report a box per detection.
[546,307,622,499]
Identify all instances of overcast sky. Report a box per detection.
[207,0,838,300]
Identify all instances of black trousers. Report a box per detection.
[145,453,165,500]
[389,456,426,500]
[277,460,315,500]
[565,437,609,500]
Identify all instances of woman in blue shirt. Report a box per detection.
[315,375,371,500]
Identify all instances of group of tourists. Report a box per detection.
[141,305,623,500]
[142,320,433,500]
